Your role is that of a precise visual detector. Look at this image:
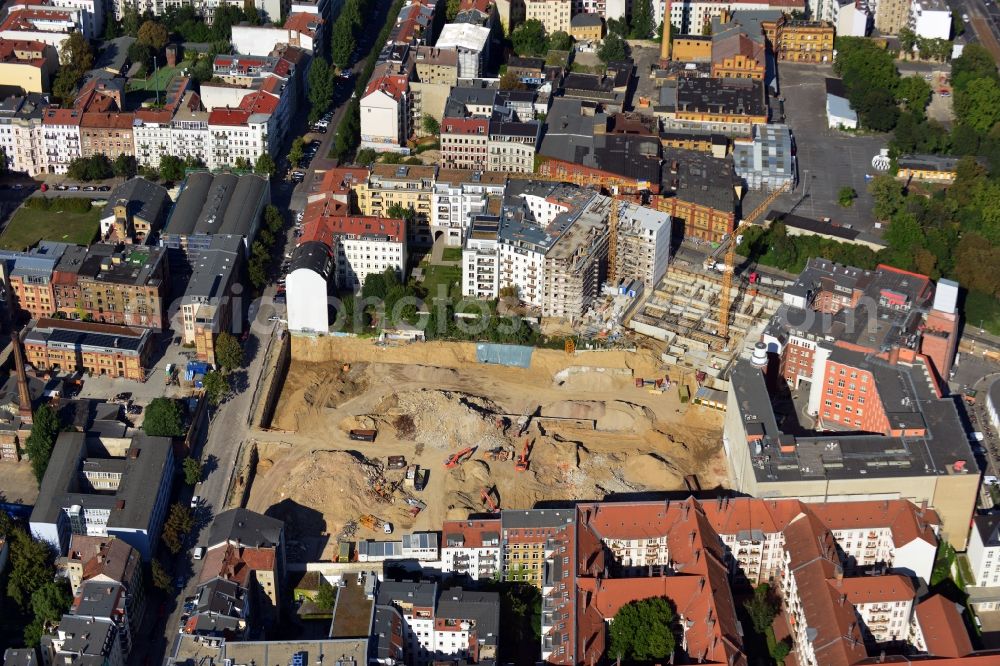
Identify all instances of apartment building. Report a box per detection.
[0,94,47,175]
[411,46,458,130]
[662,0,805,34]
[655,148,740,244]
[968,515,1000,609]
[435,23,491,78]
[461,215,501,299]
[356,164,436,247]
[22,318,154,380]
[373,581,499,666]
[874,0,909,33]
[0,39,57,93]
[360,66,411,153]
[615,202,671,288]
[569,12,603,40]
[29,431,174,560]
[297,213,407,291]
[500,508,575,587]
[440,117,489,170]
[431,169,507,246]
[487,117,539,173]
[910,0,951,39]
[0,7,80,52]
[770,18,835,62]
[39,106,81,174]
[40,616,123,666]
[441,518,502,579]
[524,0,571,33]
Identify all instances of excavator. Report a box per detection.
[444,447,476,469]
[514,438,532,472]
[480,486,500,513]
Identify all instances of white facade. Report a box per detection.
[432,177,507,246]
[335,236,406,291]
[206,118,269,170]
[0,113,42,177]
[435,23,490,79]
[360,88,408,153]
[910,0,951,40]
[287,263,331,333]
[616,202,671,289]
[662,0,801,34]
[462,229,501,299]
[441,543,501,579]
[39,119,81,174]
[968,517,1000,594]
[837,0,869,36]
[826,94,859,130]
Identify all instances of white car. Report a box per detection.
[383,522,394,534]
[190,495,200,508]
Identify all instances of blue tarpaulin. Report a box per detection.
[475,343,534,368]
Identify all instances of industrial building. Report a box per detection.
[22,318,153,380]
[732,123,795,191]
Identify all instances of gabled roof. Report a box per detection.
[917,595,974,658]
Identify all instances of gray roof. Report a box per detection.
[0,94,48,122]
[208,508,284,549]
[3,649,39,666]
[101,178,170,227]
[30,431,173,531]
[661,148,739,212]
[75,581,124,619]
[975,514,1000,548]
[675,77,767,118]
[436,587,500,646]
[196,577,246,616]
[289,241,333,279]
[63,243,165,287]
[359,540,402,558]
[165,173,268,238]
[24,319,151,357]
[182,235,243,301]
[501,508,575,529]
[571,12,603,27]
[897,154,965,172]
[402,532,438,550]
[48,615,116,657]
[377,580,437,608]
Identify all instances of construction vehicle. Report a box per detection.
[444,447,476,469]
[514,438,532,472]
[359,514,385,532]
[387,455,406,470]
[483,447,509,461]
[481,486,500,513]
[349,429,377,442]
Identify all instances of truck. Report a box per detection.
[349,429,377,442]
[359,514,385,531]
[337,541,351,563]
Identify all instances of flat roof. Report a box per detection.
[165,172,268,238]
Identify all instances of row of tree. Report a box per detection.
[331,0,370,68]
[66,155,136,182]
[248,205,286,290]
[510,20,572,57]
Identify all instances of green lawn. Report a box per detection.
[420,264,461,300]
[441,247,463,262]
[965,290,1000,337]
[0,206,101,250]
[128,65,181,92]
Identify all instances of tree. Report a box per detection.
[264,204,284,234]
[838,186,857,207]
[143,397,184,437]
[331,18,356,69]
[122,5,141,36]
[629,0,654,39]
[446,0,460,20]
[161,502,194,553]
[159,154,186,181]
[744,583,780,634]
[113,154,137,179]
[215,331,244,371]
[52,32,94,101]
[955,77,1000,133]
[549,30,573,51]
[421,114,440,135]
[25,404,61,484]
[355,147,378,165]
[315,580,336,610]
[308,58,335,124]
[897,75,932,117]
[598,32,628,63]
[289,136,305,168]
[151,558,172,592]
[607,17,628,37]
[1,515,55,610]
[137,20,169,50]
[202,370,230,406]
[899,27,917,53]
[608,596,676,661]
[183,457,202,485]
[511,19,548,57]
[255,152,276,176]
[499,70,527,90]
[869,174,906,220]
[24,581,72,646]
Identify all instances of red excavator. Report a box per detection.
[444,447,475,469]
[514,438,532,472]
[481,486,500,513]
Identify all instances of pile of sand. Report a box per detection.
[542,399,656,432]
[272,361,369,432]
[622,453,683,488]
[370,389,510,452]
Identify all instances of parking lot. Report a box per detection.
[770,64,890,235]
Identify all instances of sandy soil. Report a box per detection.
[250,337,726,561]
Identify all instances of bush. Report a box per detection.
[24,197,93,214]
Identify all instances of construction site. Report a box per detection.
[241,337,727,562]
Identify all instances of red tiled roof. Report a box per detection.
[0,8,74,31]
[829,574,915,605]
[458,0,491,13]
[208,107,251,125]
[441,519,500,548]
[284,12,323,35]
[364,73,408,101]
[0,37,48,66]
[317,167,369,197]
[916,595,974,658]
[259,75,283,97]
[302,215,406,246]
[199,544,277,587]
[41,107,81,125]
[441,117,488,136]
[239,91,279,115]
[811,499,940,547]
[81,112,134,129]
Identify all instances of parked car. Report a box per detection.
[98,185,111,191]
[83,185,95,191]
[190,495,200,508]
